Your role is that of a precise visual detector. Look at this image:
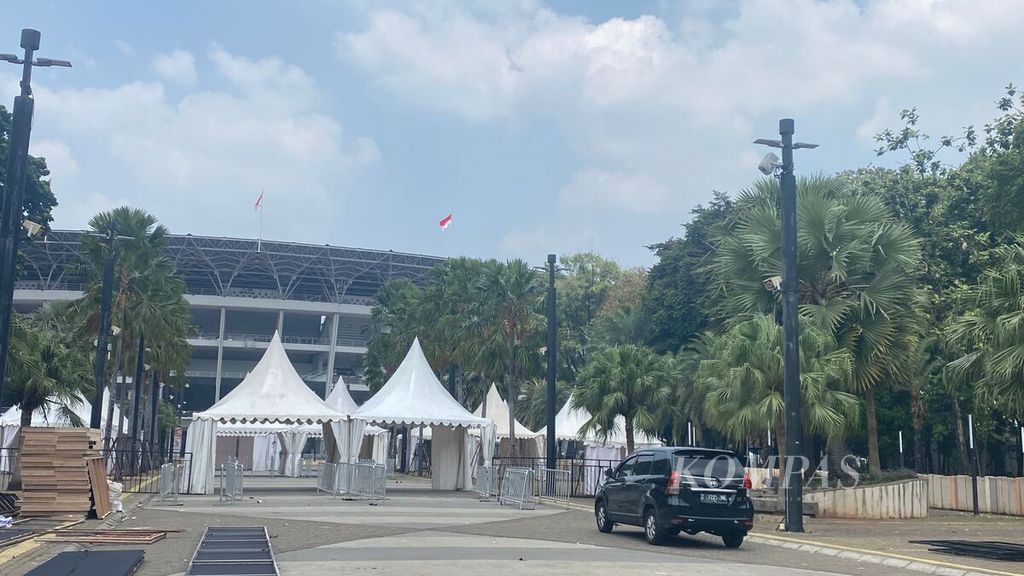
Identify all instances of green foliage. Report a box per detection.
[0,105,58,231]
[643,192,733,354]
[573,344,673,453]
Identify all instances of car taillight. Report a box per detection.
[743,473,752,490]
[666,470,680,495]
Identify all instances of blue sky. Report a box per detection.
[3,1,1022,266]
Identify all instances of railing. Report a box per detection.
[101,448,194,494]
[317,462,340,496]
[0,449,19,490]
[499,468,535,510]
[492,456,620,498]
[536,468,570,506]
[475,465,497,499]
[298,458,319,478]
[155,462,182,504]
[219,460,244,503]
[318,461,386,500]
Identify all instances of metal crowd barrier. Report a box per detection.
[317,462,340,496]
[499,467,534,510]
[536,467,570,506]
[155,462,182,504]
[475,465,497,499]
[299,458,319,478]
[318,461,386,500]
[219,461,244,503]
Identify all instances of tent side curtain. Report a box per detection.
[185,419,218,494]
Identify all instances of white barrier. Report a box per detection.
[319,461,386,500]
[923,474,1024,516]
[475,465,497,498]
[317,462,340,496]
[536,468,570,506]
[499,467,534,510]
[219,461,244,503]
[156,462,182,504]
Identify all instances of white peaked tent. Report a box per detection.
[536,392,662,449]
[473,384,540,439]
[186,332,358,494]
[355,338,493,490]
[295,378,389,462]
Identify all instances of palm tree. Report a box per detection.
[466,260,544,445]
[708,175,921,475]
[947,239,1024,420]
[573,344,672,453]
[518,377,571,432]
[5,308,92,488]
[73,207,191,449]
[697,315,859,454]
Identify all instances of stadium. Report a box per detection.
[13,230,446,412]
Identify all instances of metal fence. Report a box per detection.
[535,468,571,506]
[499,467,535,510]
[492,456,618,498]
[0,449,18,491]
[219,460,244,503]
[475,465,497,499]
[155,462,183,504]
[317,462,340,496]
[102,448,194,494]
[318,461,386,500]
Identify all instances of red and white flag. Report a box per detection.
[254,190,264,210]
[439,213,453,230]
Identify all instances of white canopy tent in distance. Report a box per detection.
[355,338,494,491]
[184,332,365,494]
[473,383,542,458]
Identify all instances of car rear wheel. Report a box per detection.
[643,508,667,545]
[722,531,745,548]
[595,501,613,533]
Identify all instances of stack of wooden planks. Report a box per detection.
[20,428,100,517]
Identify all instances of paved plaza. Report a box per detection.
[9,475,1021,576]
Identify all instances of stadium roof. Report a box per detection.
[17,230,445,304]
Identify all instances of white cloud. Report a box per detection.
[337,0,1024,262]
[22,47,378,241]
[30,140,78,177]
[152,49,198,86]
[114,40,135,57]
[559,169,671,213]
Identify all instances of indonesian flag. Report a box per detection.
[439,213,453,230]
[254,190,264,210]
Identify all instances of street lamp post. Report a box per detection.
[130,335,146,449]
[755,118,817,533]
[0,29,70,405]
[545,253,557,470]
[90,229,117,429]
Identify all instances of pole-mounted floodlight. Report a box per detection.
[0,29,71,413]
[754,119,817,534]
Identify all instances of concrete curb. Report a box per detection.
[747,535,1002,576]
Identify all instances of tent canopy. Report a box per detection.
[355,338,490,428]
[474,383,539,438]
[536,392,661,448]
[1,388,121,430]
[192,331,346,425]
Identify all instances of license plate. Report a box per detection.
[699,493,730,505]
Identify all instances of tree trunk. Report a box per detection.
[624,414,635,454]
[10,404,34,490]
[864,387,882,477]
[950,389,971,474]
[103,335,123,451]
[910,387,927,473]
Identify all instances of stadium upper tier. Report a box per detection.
[16,230,446,303]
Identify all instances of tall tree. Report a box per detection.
[708,176,922,476]
[574,344,672,453]
[644,192,734,354]
[0,105,58,232]
[556,253,622,383]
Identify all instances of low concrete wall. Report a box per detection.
[804,478,928,519]
[923,474,1024,516]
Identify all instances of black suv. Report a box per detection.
[594,447,754,547]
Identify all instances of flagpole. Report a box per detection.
[258,205,262,252]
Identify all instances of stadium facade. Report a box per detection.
[13,230,445,412]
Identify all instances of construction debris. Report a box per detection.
[20,428,101,517]
[39,529,166,545]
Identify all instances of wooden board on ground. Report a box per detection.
[85,458,111,518]
[39,529,165,545]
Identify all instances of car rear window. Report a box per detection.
[672,452,743,480]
